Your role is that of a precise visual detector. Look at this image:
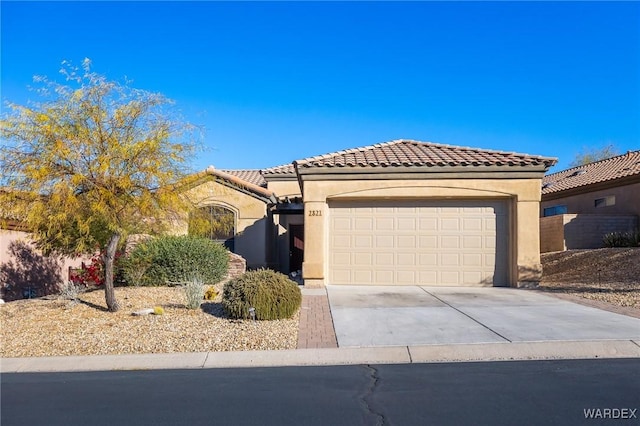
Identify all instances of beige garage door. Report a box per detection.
[329,200,509,286]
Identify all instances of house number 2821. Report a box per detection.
[308,210,322,217]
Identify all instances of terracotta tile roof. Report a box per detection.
[294,139,557,170]
[261,163,296,176]
[202,167,275,202]
[219,169,267,188]
[542,150,640,195]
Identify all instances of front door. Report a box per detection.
[289,224,304,273]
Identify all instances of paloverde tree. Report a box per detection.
[0,59,199,311]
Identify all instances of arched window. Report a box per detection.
[188,205,236,251]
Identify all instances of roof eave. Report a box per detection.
[261,173,298,182]
[541,174,640,201]
[296,164,551,180]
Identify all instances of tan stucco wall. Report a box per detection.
[266,180,302,198]
[539,215,565,253]
[540,214,638,253]
[300,178,543,287]
[183,178,270,269]
[0,229,87,299]
[541,182,640,216]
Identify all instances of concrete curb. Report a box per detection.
[408,340,640,363]
[2,340,639,373]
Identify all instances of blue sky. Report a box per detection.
[2,1,639,173]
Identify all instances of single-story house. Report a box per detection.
[1,139,557,293]
[184,139,556,288]
[540,150,640,252]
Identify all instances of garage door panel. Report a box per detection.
[485,238,496,249]
[353,252,373,266]
[375,207,395,214]
[441,235,460,249]
[332,235,351,249]
[332,252,351,265]
[462,253,483,267]
[397,218,416,231]
[463,235,483,249]
[419,218,438,231]
[333,218,351,231]
[375,270,394,283]
[462,271,484,285]
[441,271,461,284]
[484,217,496,231]
[463,218,483,231]
[441,253,460,265]
[354,235,373,248]
[419,235,437,248]
[419,253,438,266]
[333,269,351,282]
[354,218,373,231]
[376,252,394,265]
[376,217,394,230]
[397,235,416,248]
[441,218,460,230]
[397,270,416,284]
[354,270,373,283]
[397,253,416,265]
[375,235,394,248]
[329,200,508,286]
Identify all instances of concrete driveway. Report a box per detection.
[326,285,640,348]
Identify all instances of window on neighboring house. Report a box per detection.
[188,205,236,251]
[594,195,615,208]
[543,205,568,217]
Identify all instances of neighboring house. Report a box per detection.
[0,220,87,301]
[540,150,640,252]
[186,139,556,288]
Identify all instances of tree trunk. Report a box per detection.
[103,233,121,312]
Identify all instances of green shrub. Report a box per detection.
[121,235,229,286]
[222,269,301,320]
[603,229,640,248]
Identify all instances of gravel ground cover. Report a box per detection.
[538,248,640,309]
[2,248,638,358]
[0,286,298,358]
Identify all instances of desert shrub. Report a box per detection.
[58,281,84,301]
[121,235,229,286]
[184,277,205,309]
[603,229,640,248]
[222,269,301,320]
[204,286,218,301]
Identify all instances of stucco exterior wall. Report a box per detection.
[300,177,543,288]
[183,178,270,269]
[266,180,302,198]
[539,215,565,253]
[0,229,87,300]
[541,182,640,216]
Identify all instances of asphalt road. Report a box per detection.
[2,359,639,426]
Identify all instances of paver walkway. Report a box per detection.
[297,289,338,349]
